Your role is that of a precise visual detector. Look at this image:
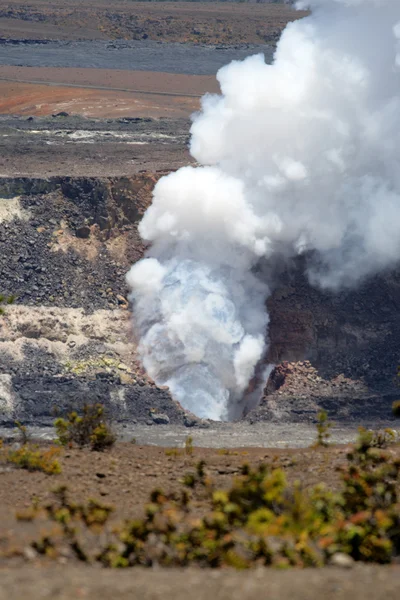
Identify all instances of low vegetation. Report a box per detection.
[4,444,61,475]
[164,437,195,459]
[54,403,116,451]
[0,421,61,475]
[312,410,332,448]
[20,425,400,568]
[0,293,15,315]
[2,404,399,567]
[14,420,30,445]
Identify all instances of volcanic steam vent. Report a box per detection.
[127,0,400,422]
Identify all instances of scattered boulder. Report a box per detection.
[183,413,210,428]
[75,225,91,239]
[151,412,170,425]
[329,553,354,569]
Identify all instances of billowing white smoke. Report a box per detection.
[127,0,400,421]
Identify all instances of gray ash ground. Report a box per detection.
[0,39,273,75]
[0,114,189,137]
[0,115,192,177]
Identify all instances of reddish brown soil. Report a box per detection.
[0,442,352,554]
[0,74,217,121]
[0,82,201,119]
[0,67,218,118]
[0,1,308,44]
[0,66,219,97]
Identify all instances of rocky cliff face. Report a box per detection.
[267,257,400,387]
[260,256,400,423]
[0,175,187,426]
[0,175,399,425]
[0,175,157,309]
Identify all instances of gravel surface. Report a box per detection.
[1,565,400,600]
[0,115,192,176]
[0,421,393,448]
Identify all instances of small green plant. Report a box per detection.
[54,404,116,451]
[165,448,181,458]
[371,428,399,448]
[184,435,194,456]
[0,293,16,315]
[217,449,238,456]
[6,445,61,475]
[313,410,332,447]
[33,486,114,562]
[181,460,209,489]
[14,421,30,445]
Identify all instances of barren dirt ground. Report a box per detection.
[0,441,400,599]
[0,68,219,119]
[0,444,351,521]
[6,564,400,600]
[1,564,400,600]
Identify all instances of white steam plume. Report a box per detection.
[127,0,400,421]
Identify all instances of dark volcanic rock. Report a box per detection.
[75,225,91,239]
[2,171,400,425]
[1,374,183,427]
[151,413,170,425]
[0,174,154,311]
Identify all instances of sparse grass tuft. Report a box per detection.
[165,448,181,458]
[217,449,239,456]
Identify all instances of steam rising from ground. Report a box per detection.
[127,0,400,421]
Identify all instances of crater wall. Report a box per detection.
[1,174,399,425]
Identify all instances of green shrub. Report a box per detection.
[54,404,116,451]
[6,444,61,475]
[22,426,400,568]
[33,486,113,562]
[312,410,332,447]
[165,448,181,458]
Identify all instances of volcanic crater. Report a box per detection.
[0,0,398,436]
